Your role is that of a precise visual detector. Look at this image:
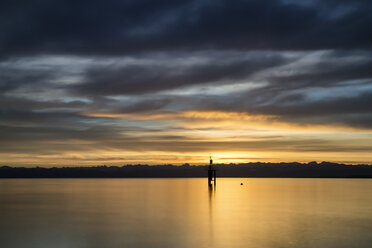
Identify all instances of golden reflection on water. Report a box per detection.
[0,178,372,248]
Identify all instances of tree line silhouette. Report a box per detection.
[1,161,371,178]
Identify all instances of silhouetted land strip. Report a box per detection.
[1,162,372,178]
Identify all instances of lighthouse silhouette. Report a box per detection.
[208,155,216,187]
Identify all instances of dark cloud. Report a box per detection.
[4,50,371,130]
[264,57,372,90]
[188,88,372,128]
[0,109,83,126]
[0,96,87,112]
[1,0,372,59]
[73,53,289,95]
[252,91,372,128]
[261,91,372,117]
[113,99,172,114]
[0,95,91,131]
[0,67,53,92]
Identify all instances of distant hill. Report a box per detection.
[1,162,372,178]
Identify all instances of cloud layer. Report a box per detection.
[1,0,372,165]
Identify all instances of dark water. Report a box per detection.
[0,178,371,248]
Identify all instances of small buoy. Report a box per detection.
[240,183,243,185]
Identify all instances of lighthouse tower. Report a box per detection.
[208,155,216,187]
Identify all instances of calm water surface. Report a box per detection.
[0,178,371,248]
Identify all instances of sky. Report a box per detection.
[1,0,372,166]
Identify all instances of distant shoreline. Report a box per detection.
[1,162,372,178]
[0,177,371,179]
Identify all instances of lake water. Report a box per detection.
[0,178,371,248]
